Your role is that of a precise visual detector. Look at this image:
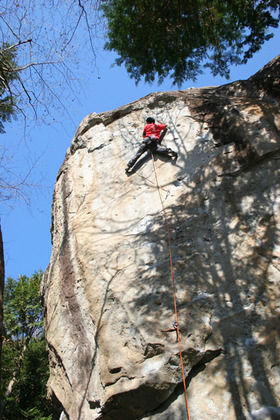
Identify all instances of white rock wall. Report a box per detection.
[42,56,280,419]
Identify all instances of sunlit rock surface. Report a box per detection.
[42,55,280,419]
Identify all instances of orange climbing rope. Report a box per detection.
[151,152,191,420]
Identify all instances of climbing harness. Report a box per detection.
[151,151,191,420]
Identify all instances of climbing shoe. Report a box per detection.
[168,150,177,159]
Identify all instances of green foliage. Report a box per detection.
[102,0,280,85]
[4,271,44,341]
[0,43,18,133]
[1,271,51,419]
[2,337,51,419]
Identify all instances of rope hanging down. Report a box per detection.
[151,152,191,420]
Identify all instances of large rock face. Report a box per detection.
[42,56,280,419]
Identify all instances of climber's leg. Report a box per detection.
[125,140,150,172]
[154,145,178,160]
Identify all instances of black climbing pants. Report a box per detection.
[127,136,174,169]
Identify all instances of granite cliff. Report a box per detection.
[42,56,280,419]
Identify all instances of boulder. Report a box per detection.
[42,55,280,419]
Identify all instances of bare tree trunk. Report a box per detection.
[0,224,4,413]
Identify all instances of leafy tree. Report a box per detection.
[0,43,18,134]
[3,272,43,341]
[0,271,50,419]
[2,337,51,419]
[102,0,280,85]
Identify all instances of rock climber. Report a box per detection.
[125,117,177,174]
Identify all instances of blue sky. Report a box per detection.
[1,32,279,280]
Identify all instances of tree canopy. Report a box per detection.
[102,0,280,85]
[3,272,43,342]
[1,271,50,419]
[0,43,18,133]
